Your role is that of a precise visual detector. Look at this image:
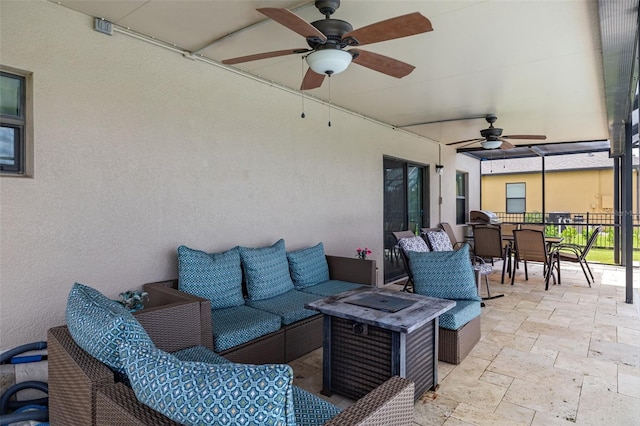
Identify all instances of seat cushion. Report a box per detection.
[120,344,296,426]
[423,230,454,252]
[246,289,322,325]
[65,283,154,375]
[300,280,365,297]
[439,299,481,330]
[177,245,244,309]
[239,239,295,301]
[172,345,232,365]
[211,305,282,352]
[398,236,430,253]
[292,386,341,426]
[286,243,330,289]
[407,245,481,302]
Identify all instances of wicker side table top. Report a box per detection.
[306,287,455,333]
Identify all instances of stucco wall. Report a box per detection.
[0,1,475,349]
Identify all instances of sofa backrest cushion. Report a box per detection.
[407,245,481,302]
[65,283,154,375]
[239,239,295,301]
[286,242,330,289]
[177,245,244,309]
[119,343,296,426]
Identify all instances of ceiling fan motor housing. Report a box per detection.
[481,127,503,139]
[315,0,340,16]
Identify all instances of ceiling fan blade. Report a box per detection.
[222,48,309,65]
[257,8,327,41]
[343,12,433,46]
[497,138,515,149]
[447,138,483,146]
[300,68,325,90]
[350,49,415,78]
[502,134,547,140]
[459,140,485,149]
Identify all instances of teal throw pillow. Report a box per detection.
[65,283,154,375]
[178,245,244,309]
[239,239,295,301]
[407,245,481,301]
[286,242,330,289]
[119,343,296,426]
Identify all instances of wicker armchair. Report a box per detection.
[49,298,415,425]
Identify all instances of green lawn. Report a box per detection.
[586,248,640,264]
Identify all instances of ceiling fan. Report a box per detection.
[446,114,547,150]
[222,0,433,90]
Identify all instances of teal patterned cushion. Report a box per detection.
[439,300,481,330]
[407,245,481,302]
[300,280,364,297]
[239,239,295,301]
[292,386,341,426]
[211,305,282,352]
[172,346,232,365]
[65,283,154,375]
[178,245,244,309]
[286,243,330,289]
[119,344,296,426]
[246,289,322,325]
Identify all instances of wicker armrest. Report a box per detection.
[97,382,178,426]
[97,377,414,426]
[143,280,214,350]
[326,255,376,286]
[134,300,205,352]
[324,376,414,425]
[48,326,116,425]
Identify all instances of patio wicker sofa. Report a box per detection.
[143,241,377,365]
[48,282,414,426]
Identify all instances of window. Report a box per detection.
[506,183,526,213]
[1,68,30,176]
[456,172,467,224]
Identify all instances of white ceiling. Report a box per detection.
[57,0,609,147]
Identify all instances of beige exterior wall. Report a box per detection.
[481,169,638,215]
[0,2,479,349]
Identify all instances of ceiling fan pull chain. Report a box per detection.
[328,75,332,127]
[300,57,306,118]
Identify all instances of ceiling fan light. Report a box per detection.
[481,140,502,149]
[306,49,352,76]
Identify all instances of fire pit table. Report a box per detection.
[306,287,455,400]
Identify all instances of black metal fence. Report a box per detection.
[493,211,640,250]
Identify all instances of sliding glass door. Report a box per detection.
[383,157,429,283]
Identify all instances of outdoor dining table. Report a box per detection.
[501,234,563,277]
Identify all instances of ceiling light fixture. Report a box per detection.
[306,49,352,76]
[481,140,502,149]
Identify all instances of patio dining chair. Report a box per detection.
[555,225,602,287]
[511,229,560,290]
[520,224,545,233]
[392,230,427,292]
[470,224,506,300]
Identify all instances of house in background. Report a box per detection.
[480,151,639,217]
